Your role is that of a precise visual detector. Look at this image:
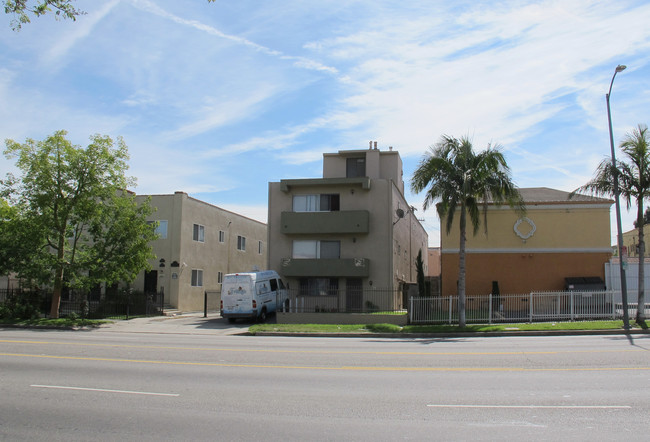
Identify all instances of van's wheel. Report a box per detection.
[227,318,236,324]
[258,309,267,323]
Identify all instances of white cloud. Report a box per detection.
[214,203,268,224]
[42,0,121,65]
[2,0,649,249]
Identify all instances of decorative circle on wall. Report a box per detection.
[514,217,536,240]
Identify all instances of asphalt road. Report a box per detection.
[1,319,649,441]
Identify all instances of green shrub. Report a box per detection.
[0,303,11,319]
[0,294,41,320]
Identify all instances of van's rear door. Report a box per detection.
[222,274,252,314]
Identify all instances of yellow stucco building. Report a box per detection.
[622,224,650,258]
[441,187,613,296]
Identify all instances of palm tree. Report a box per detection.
[411,135,525,327]
[574,124,649,326]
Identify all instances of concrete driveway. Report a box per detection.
[93,312,253,335]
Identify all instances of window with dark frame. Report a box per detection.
[191,269,203,287]
[148,220,168,239]
[293,194,340,212]
[299,277,339,296]
[193,224,205,242]
[292,240,340,259]
[346,157,365,178]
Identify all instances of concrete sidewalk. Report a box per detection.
[92,312,251,336]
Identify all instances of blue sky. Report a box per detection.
[1,0,650,247]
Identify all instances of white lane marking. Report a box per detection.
[427,404,631,409]
[31,385,179,397]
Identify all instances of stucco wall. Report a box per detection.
[441,204,612,251]
[269,180,396,289]
[134,192,267,312]
[441,252,611,295]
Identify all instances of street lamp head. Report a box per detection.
[616,64,627,72]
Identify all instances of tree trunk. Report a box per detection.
[637,201,646,325]
[458,207,467,328]
[49,234,66,318]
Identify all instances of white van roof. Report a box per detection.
[224,270,279,279]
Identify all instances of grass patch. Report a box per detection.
[249,323,371,334]
[0,317,111,328]
[251,320,633,335]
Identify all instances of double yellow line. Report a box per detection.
[2,352,649,372]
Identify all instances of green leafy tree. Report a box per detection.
[2,130,157,318]
[0,197,47,285]
[3,0,84,30]
[411,135,525,327]
[5,1,222,31]
[574,124,649,326]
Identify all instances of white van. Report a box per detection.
[220,271,288,322]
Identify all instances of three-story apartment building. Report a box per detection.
[268,143,428,312]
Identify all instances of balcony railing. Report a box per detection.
[281,210,369,234]
[281,257,370,277]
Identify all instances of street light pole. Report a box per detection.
[606,64,630,331]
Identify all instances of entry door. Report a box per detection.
[144,270,158,296]
[346,278,363,312]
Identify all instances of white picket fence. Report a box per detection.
[409,291,649,324]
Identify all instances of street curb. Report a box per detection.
[252,329,650,338]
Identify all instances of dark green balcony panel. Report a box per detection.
[281,210,369,234]
[280,258,370,277]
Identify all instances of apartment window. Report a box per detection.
[217,272,223,284]
[219,230,225,243]
[258,240,263,254]
[148,220,168,239]
[299,277,338,296]
[346,157,365,178]
[191,269,203,287]
[292,240,340,259]
[237,235,246,251]
[293,194,340,212]
[193,224,205,242]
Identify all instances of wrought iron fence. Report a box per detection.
[409,291,650,324]
[0,288,165,320]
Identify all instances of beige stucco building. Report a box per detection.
[132,192,267,311]
[622,224,649,258]
[441,187,613,296]
[268,144,428,311]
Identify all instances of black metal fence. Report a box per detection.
[0,288,165,320]
[283,288,406,314]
